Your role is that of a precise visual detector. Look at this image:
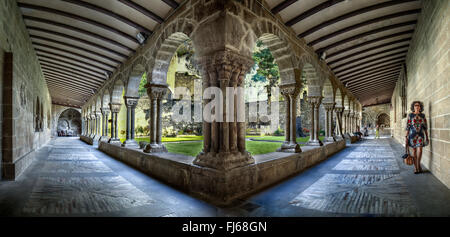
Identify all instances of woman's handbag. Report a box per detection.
[402,141,414,165]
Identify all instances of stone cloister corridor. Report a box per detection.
[1,0,449,219]
[1,136,449,217]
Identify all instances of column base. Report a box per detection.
[306,139,323,146]
[143,143,167,153]
[99,136,109,143]
[121,139,139,148]
[193,151,255,171]
[276,142,301,153]
[324,136,336,143]
[108,138,121,144]
[334,135,345,141]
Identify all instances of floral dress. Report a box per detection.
[405,113,428,148]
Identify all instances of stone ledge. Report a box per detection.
[80,135,94,145]
[98,140,346,206]
[1,150,36,180]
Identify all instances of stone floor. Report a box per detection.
[0,136,449,217]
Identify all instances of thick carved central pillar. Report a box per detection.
[108,103,121,144]
[144,83,168,153]
[334,106,344,140]
[306,96,323,146]
[94,111,101,140]
[90,114,96,138]
[277,84,301,153]
[122,96,139,148]
[323,102,336,142]
[193,51,255,171]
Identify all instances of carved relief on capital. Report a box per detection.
[322,102,335,111]
[100,108,110,115]
[307,96,323,107]
[343,109,351,116]
[279,83,300,98]
[334,106,344,113]
[109,103,122,113]
[124,96,139,108]
[145,83,168,100]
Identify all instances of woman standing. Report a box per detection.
[375,124,380,139]
[405,101,429,174]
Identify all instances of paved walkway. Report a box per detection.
[0,137,449,217]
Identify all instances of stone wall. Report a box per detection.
[1,0,52,180]
[0,42,4,179]
[391,0,449,188]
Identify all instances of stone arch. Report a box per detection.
[335,88,344,108]
[148,18,198,85]
[343,94,350,110]
[322,78,334,104]
[377,113,390,127]
[102,89,110,108]
[95,96,101,112]
[125,56,147,97]
[57,108,82,136]
[111,80,125,105]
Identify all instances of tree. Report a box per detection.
[136,125,144,136]
[251,40,280,103]
[138,72,147,97]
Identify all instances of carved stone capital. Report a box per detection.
[334,106,344,113]
[307,96,323,106]
[145,83,168,100]
[109,103,122,113]
[100,108,110,116]
[279,83,300,98]
[124,96,139,108]
[322,102,335,111]
[343,109,351,116]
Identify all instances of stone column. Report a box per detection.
[122,96,139,148]
[94,111,101,140]
[100,108,110,142]
[307,96,323,146]
[334,106,344,140]
[343,109,350,135]
[323,102,336,142]
[143,83,168,153]
[277,84,301,153]
[193,51,255,170]
[350,112,354,133]
[90,114,96,138]
[108,103,121,144]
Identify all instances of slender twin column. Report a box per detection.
[277,84,301,153]
[307,96,323,146]
[100,108,110,141]
[349,112,355,133]
[323,102,336,142]
[90,114,96,137]
[122,96,139,148]
[108,103,121,143]
[193,51,255,170]
[334,106,344,140]
[94,111,101,139]
[143,83,167,153]
[343,109,350,135]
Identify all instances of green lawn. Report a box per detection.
[249,136,325,143]
[134,135,204,143]
[164,141,282,157]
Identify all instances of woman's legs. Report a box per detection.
[417,146,423,172]
[412,148,418,173]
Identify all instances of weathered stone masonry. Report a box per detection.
[1,0,52,180]
[391,0,450,188]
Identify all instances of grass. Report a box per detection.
[164,140,282,157]
[134,135,204,143]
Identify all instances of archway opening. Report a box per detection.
[57,109,81,137]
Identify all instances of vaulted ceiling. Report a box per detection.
[17,0,182,108]
[18,0,422,108]
[267,0,421,106]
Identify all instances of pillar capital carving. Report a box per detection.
[334,106,344,113]
[90,114,96,120]
[279,83,300,97]
[322,102,335,111]
[109,103,122,113]
[124,96,139,108]
[145,83,168,100]
[307,96,323,106]
[100,108,110,115]
[343,109,351,116]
